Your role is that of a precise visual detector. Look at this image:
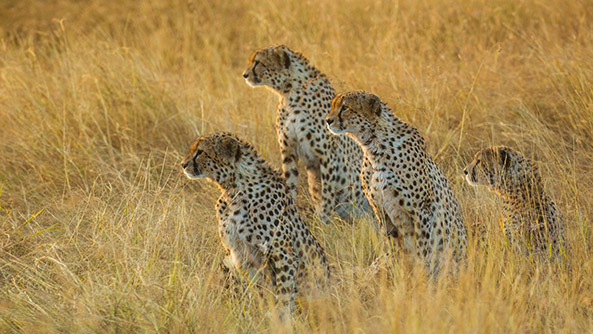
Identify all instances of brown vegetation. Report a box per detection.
[1,0,592,332]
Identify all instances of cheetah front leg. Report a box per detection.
[278,135,299,201]
[268,249,297,321]
[306,165,322,206]
[377,209,405,259]
[389,209,418,256]
[500,217,523,254]
[218,254,244,295]
[317,155,337,224]
[380,197,420,260]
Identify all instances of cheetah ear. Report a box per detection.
[368,94,381,116]
[273,47,290,69]
[220,137,241,162]
[498,147,512,170]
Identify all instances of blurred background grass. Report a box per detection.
[0,0,592,332]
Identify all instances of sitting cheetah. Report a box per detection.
[463,146,565,257]
[181,132,329,317]
[243,45,371,223]
[326,91,467,274]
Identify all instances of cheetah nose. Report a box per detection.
[181,161,189,169]
[326,118,334,126]
[242,71,249,78]
[463,168,468,175]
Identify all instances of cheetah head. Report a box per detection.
[463,145,532,192]
[181,133,241,184]
[243,45,292,90]
[326,91,382,137]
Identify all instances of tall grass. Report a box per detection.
[1,0,592,332]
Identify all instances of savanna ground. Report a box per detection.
[1,0,592,332]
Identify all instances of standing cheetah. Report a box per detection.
[181,132,329,317]
[326,91,467,274]
[463,146,565,257]
[243,45,371,223]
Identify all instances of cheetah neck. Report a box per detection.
[497,178,549,217]
[354,108,411,153]
[501,193,553,230]
[216,175,237,193]
[351,130,378,151]
[235,158,280,188]
[280,61,331,104]
[212,152,279,192]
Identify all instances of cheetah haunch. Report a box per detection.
[463,145,565,257]
[243,45,371,223]
[181,132,329,316]
[326,91,467,274]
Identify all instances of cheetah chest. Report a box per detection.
[365,163,400,212]
[278,99,327,164]
[217,197,264,272]
[368,170,387,208]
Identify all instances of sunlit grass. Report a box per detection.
[0,0,592,332]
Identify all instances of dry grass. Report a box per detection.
[1,0,592,332]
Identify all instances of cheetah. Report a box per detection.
[326,91,467,274]
[463,145,565,257]
[243,45,371,223]
[181,132,329,317]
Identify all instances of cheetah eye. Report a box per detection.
[194,150,204,161]
[476,159,481,165]
[340,106,348,112]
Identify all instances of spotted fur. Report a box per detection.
[181,132,329,317]
[326,91,467,274]
[243,45,371,223]
[463,146,565,257]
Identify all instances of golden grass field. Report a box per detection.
[1,0,593,332]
